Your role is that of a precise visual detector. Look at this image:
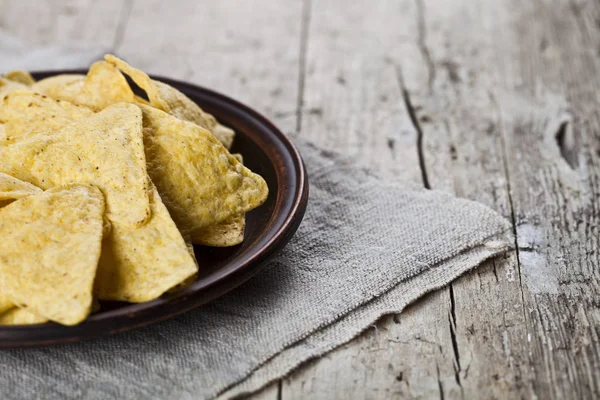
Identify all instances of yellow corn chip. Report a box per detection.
[31,74,85,98]
[0,173,41,208]
[0,298,12,314]
[0,90,94,139]
[105,54,235,149]
[0,307,48,325]
[190,152,246,247]
[95,186,198,302]
[0,171,42,201]
[4,70,35,86]
[0,78,29,98]
[140,104,268,232]
[0,184,105,325]
[34,61,135,111]
[191,214,246,247]
[0,173,42,312]
[0,102,152,228]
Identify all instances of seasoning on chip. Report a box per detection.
[0,90,94,139]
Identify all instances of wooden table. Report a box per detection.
[3,0,599,398]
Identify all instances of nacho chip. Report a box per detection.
[34,61,135,111]
[105,54,235,149]
[0,102,151,227]
[0,298,12,314]
[140,104,268,232]
[31,74,85,98]
[190,153,246,247]
[191,214,246,247]
[0,307,48,325]
[0,78,29,98]
[4,70,35,86]
[0,184,105,325]
[0,171,41,201]
[95,186,198,302]
[0,91,94,139]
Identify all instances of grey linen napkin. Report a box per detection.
[0,133,511,399]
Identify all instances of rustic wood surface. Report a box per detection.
[1,0,599,398]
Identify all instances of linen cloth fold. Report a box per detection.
[0,46,512,399]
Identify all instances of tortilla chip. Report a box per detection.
[0,78,29,98]
[190,152,246,247]
[140,104,268,232]
[0,307,48,325]
[0,298,12,314]
[4,71,35,86]
[4,70,35,86]
[34,61,135,111]
[191,214,246,247]
[0,171,41,201]
[31,74,85,98]
[95,186,198,302]
[0,184,105,325]
[0,91,94,139]
[105,54,235,149]
[0,102,151,228]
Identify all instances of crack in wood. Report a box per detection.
[415,0,435,90]
[112,0,133,53]
[448,285,464,393]
[296,0,312,135]
[492,259,499,283]
[435,360,445,400]
[277,379,282,400]
[488,91,528,318]
[396,66,431,189]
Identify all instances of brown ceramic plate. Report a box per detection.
[0,71,308,348]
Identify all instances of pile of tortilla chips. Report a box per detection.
[0,55,268,326]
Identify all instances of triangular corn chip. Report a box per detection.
[0,102,151,227]
[0,184,105,325]
[140,104,268,232]
[0,91,94,139]
[105,54,235,149]
[95,186,198,302]
[31,74,85,98]
[0,307,48,325]
[34,61,135,111]
[191,213,246,247]
[4,70,35,86]
[0,174,42,312]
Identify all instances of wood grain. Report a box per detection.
[1,0,599,398]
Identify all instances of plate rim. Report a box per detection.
[0,70,309,347]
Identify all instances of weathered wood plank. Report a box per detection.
[0,0,126,49]
[408,0,600,398]
[115,0,302,136]
[282,1,463,399]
